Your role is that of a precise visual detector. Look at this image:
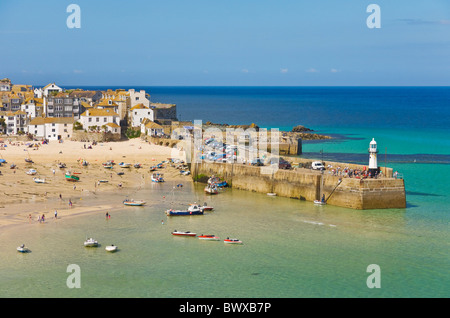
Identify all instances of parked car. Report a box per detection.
[279,158,292,170]
[311,161,325,170]
[250,158,264,166]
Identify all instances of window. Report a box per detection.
[52,129,55,132]
[88,118,92,122]
[103,118,107,122]
[96,117,99,122]
[135,97,139,101]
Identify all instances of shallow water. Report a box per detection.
[0,181,447,298]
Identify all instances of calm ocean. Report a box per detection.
[0,87,448,298]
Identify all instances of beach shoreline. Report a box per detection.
[0,138,190,229]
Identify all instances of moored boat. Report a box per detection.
[105,245,118,252]
[119,162,131,168]
[166,204,204,216]
[17,244,30,253]
[123,199,146,206]
[224,238,243,244]
[26,169,37,175]
[204,184,219,194]
[33,177,45,184]
[84,238,98,247]
[171,230,197,237]
[151,173,164,182]
[65,173,80,182]
[198,234,220,241]
[314,200,327,205]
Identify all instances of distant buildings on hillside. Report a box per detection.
[0,78,177,140]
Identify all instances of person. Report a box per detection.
[54,210,57,219]
[69,199,72,207]
[41,214,45,222]
[59,193,62,200]
[321,194,325,203]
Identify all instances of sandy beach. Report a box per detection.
[0,138,190,228]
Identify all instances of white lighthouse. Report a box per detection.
[368,138,378,174]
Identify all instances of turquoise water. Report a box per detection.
[1,86,449,298]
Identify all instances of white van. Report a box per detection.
[311,161,325,170]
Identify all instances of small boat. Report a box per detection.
[26,169,37,175]
[198,234,220,241]
[25,158,34,163]
[204,184,219,194]
[180,170,191,175]
[149,166,157,171]
[98,180,109,183]
[118,162,131,168]
[151,173,164,182]
[105,245,118,252]
[224,238,243,244]
[200,202,214,211]
[134,163,142,169]
[65,173,80,182]
[17,244,30,253]
[171,230,197,237]
[123,199,146,206]
[267,193,277,196]
[84,238,98,247]
[314,200,327,205]
[57,163,66,169]
[166,204,204,216]
[33,177,46,184]
[10,164,16,169]
[82,160,89,166]
[103,163,113,169]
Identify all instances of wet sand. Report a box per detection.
[0,138,190,228]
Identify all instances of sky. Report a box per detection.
[0,0,449,86]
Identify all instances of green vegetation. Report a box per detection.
[125,128,141,139]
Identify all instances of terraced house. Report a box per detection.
[46,92,85,119]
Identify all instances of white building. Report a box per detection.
[0,110,28,135]
[21,97,44,119]
[27,117,74,140]
[78,108,121,134]
[42,83,63,97]
[128,89,150,109]
[129,103,154,127]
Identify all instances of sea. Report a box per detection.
[0,87,448,299]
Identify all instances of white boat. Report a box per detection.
[314,200,327,205]
[105,245,118,252]
[26,169,37,175]
[171,230,197,237]
[33,177,45,184]
[204,184,219,194]
[267,193,277,196]
[151,173,164,182]
[224,238,243,244]
[123,199,146,206]
[84,238,98,247]
[17,244,30,253]
[119,162,131,168]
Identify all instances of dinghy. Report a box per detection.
[105,245,118,252]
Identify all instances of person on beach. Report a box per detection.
[54,210,57,219]
[41,214,45,222]
[69,199,72,207]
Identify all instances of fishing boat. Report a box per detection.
[103,164,113,169]
[314,200,327,205]
[171,230,197,237]
[204,184,219,194]
[151,173,164,182]
[224,238,243,244]
[98,180,108,183]
[134,163,141,169]
[166,204,204,216]
[26,169,37,175]
[84,238,98,247]
[119,162,131,168]
[123,199,146,206]
[208,176,227,187]
[198,234,220,241]
[149,166,157,171]
[57,163,66,169]
[105,245,118,252]
[33,177,46,184]
[10,164,16,169]
[65,172,80,182]
[267,193,277,196]
[17,244,30,253]
[24,158,34,163]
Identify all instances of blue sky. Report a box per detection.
[0,0,449,86]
